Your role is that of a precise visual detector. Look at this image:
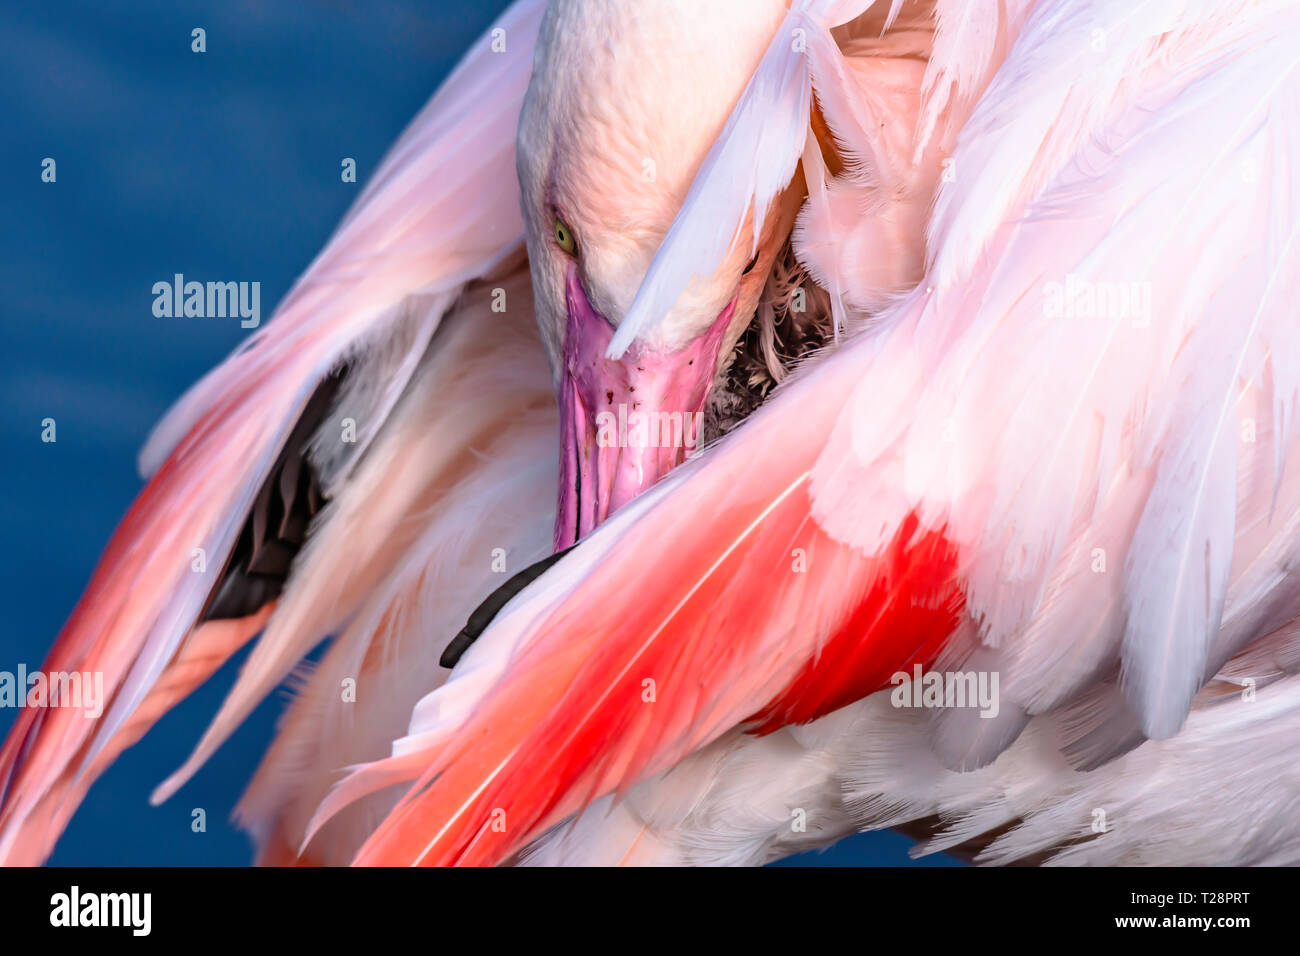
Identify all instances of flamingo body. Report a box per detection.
[4,0,1300,867]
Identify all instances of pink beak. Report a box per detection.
[555,265,734,550]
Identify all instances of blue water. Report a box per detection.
[0,0,953,866]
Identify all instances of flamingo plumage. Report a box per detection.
[4,0,1300,867]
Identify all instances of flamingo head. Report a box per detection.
[518,0,804,549]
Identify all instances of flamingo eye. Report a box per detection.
[554,218,578,256]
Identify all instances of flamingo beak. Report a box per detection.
[555,264,734,550]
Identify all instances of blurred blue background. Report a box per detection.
[0,0,953,867]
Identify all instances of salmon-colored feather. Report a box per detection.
[346,358,966,865]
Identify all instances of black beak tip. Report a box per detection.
[438,544,577,670]
[439,629,475,669]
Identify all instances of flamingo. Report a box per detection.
[3,0,1300,867]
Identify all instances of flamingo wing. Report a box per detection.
[0,0,547,865]
[336,0,1300,866]
[241,260,558,865]
[523,615,1300,866]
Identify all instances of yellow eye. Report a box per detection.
[554,217,577,255]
